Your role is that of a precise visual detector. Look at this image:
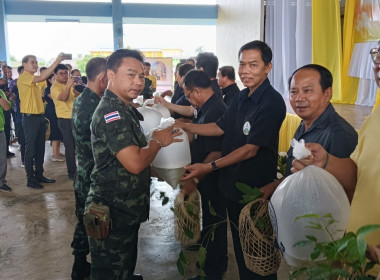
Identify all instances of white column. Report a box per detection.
[216,0,264,87]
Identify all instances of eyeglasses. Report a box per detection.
[370,47,380,64]
[185,90,194,101]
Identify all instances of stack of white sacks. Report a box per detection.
[135,95,191,188]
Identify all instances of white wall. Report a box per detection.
[216,0,264,88]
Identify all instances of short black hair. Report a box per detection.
[288,64,333,92]
[218,66,235,81]
[22,55,36,64]
[178,63,194,77]
[86,57,107,81]
[144,62,151,67]
[183,70,211,91]
[186,58,196,64]
[40,67,47,72]
[107,49,144,73]
[54,64,68,74]
[17,66,24,74]
[238,40,272,65]
[71,69,81,75]
[195,52,219,79]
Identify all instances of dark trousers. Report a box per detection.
[4,110,11,150]
[22,114,46,180]
[224,195,278,280]
[57,118,76,175]
[71,190,90,256]
[198,182,228,280]
[89,209,140,280]
[16,123,25,164]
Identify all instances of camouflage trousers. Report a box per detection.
[71,189,90,256]
[88,209,140,280]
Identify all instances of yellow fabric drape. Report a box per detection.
[373,88,380,112]
[341,0,360,104]
[278,113,302,153]
[312,0,343,103]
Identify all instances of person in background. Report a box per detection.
[12,66,26,167]
[0,88,11,192]
[71,57,108,280]
[217,66,240,107]
[51,64,79,180]
[186,58,196,67]
[155,63,194,121]
[143,62,156,92]
[44,73,64,162]
[18,53,63,189]
[0,65,15,158]
[65,64,73,74]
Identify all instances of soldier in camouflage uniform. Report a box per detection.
[71,57,108,280]
[86,49,182,280]
[139,77,154,101]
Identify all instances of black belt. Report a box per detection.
[24,114,44,117]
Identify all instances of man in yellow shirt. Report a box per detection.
[144,62,157,91]
[51,64,79,180]
[18,53,63,189]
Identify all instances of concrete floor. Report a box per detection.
[1,143,289,280]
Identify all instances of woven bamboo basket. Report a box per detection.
[45,118,51,141]
[239,199,281,276]
[174,190,201,246]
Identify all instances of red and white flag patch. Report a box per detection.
[104,111,121,123]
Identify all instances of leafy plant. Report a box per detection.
[291,213,380,280]
[277,151,287,178]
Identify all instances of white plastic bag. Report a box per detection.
[269,139,350,267]
[137,106,163,135]
[143,98,171,118]
[151,118,191,189]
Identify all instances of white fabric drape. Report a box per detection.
[265,0,312,98]
[348,41,379,106]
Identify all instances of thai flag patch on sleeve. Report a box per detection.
[104,111,121,123]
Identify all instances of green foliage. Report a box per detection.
[277,152,287,177]
[76,54,103,74]
[235,182,263,204]
[159,191,170,206]
[290,213,380,280]
[177,250,188,276]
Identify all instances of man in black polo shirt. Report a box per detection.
[195,52,222,98]
[217,65,240,107]
[180,70,227,280]
[177,41,286,280]
[260,64,358,202]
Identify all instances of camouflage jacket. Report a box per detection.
[72,87,101,193]
[87,89,150,225]
[139,78,154,100]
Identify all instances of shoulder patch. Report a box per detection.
[104,111,121,123]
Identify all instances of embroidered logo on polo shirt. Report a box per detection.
[243,121,251,135]
[104,111,121,123]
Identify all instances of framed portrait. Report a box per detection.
[145,57,173,92]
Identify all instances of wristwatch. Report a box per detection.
[210,161,219,172]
